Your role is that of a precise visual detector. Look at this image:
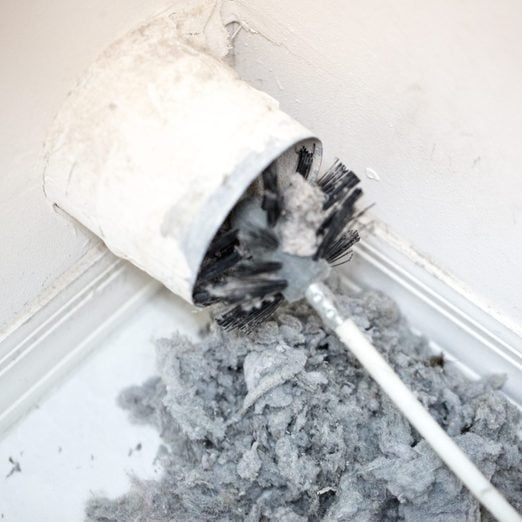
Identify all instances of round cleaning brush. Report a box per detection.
[192,155,362,330]
[43,16,520,522]
[194,155,521,522]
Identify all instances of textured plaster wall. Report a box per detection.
[227,0,522,328]
[1,0,521,331]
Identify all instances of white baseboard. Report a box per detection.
[0,247,160,435]
[344,221,522,405]
[1,226,520,436]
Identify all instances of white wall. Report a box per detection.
[1,0,521,332]
[0,0,181,331]
[228,0,522,328]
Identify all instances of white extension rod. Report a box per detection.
[306,282,522,522]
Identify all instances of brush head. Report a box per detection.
[193,147,363,331]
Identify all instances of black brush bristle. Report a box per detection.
[192,288,220,306]
[193,228,242,306]
[232,260,282,277]
[315,188,363,261]
[261,166,283,227]
[317,160,360,210]
[213,277,288,305]
[240,225,279,251]
[296,146,314,179]
[197,250,242,283]
[217,294,285,332]
[205,228,238,257]
[324,230,359,265]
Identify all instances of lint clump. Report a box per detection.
[86,284,522,521]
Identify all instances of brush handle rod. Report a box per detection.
[305,282,521,522]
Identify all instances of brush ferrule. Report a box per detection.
[305,282,344,329]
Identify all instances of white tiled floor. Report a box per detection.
[0,290,207,522]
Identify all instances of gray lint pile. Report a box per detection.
[85,276,522,522]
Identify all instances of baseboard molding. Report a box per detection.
[1,225,520,436]
[343,221,522,406]
[0,247,160,435]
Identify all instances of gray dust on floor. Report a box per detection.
[85,277,522,521]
